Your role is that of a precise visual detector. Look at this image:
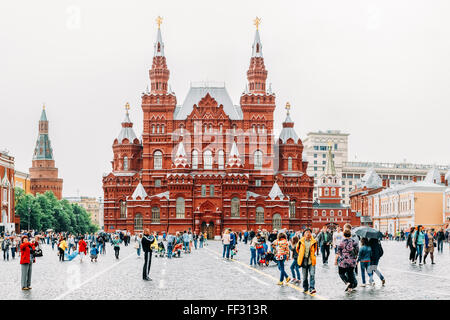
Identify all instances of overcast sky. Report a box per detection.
[0,0,449,198]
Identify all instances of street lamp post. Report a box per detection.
[28,206,31,231]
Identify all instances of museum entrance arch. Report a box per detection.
[201,221,215,239]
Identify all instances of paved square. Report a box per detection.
[1,240,449,300]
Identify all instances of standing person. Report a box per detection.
[222,229,231,260]
[335,227,359,292]
[166,233,175,258]
[368,238,385,285]
[199,233,204,249]
[289,236,301,284]
[20,236,35,290]
[142,229,155,281]
[188,231,193,253]
[249,233,258,266]
[193,231,198,250]
[2,236,11,261]
[78,236,88,262]
[68,235,75,254]
[90,244,99,262]
[357,238,373,287]
[182,231,189,254]
[244,230,249,244]
[51,235,56,250]
[58,237,68,262]
[332,227,344,254]
[112,235,121,259]
[203,231,208,246]
[135,233,142,258]
[11,237,17,259]
[316,226,332,265]
[423,229,436,265]
[407,227,416,263]
[296,228,317,294]
[413,225,425,265]
[249,229,255,243]
[436,228,445,253]
[272,233,290,285]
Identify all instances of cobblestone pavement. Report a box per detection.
[0,240,449,300]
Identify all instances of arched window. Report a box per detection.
[231,197,240,217]
[255,206,264,223]
[204,150,213,170]
[180,125,184,135]
[218,150,224,169]
[176,197,185,218]
[154,151,163,169]
[192,150,199,169]
[194,122,198,133]
[120,201,127,218]
[254,150,263,170]
[261,125,265,133]
[157,125,160,133]
[273,213,282,229]
[314,210,318,216]
[330,210,334,216]
[252,125,256,133]
[123,156,129,171]
[161,125,165,133]
[219,124,223,133]
[152,125,155,133]
[134,213,143,230]
[209,124,213,133]
[288,157,293,171]
[289,200,296,218]
[152,207,160,223]
[324,188,329,196]
[331,188,336,196]
[322,210,326,216]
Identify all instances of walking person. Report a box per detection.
[335,227,359,292]
[413,225,425,265]
[436,228,445,253]
[368,238,385,285]
[289,235,301,284]
[135,233,142,258]
[20,236,35,290]
[166,233,175,258]
[317,226,332,264]
[357,238,373,287]
[332,227,344,254]
[182,231,189,254]
[2,236,11,261]
[199,233,204,249]
[222,229,231,260]
[423,229,436,264]
[112,235,121,259]
[11,237,17,259]
[407,227,416,263]
[296,228,317,294]
[78,236,88,262]
[272,232,290,285]
[142,229,155,280]
[193,231,198,250]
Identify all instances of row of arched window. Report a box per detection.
[313,210,343,217]
[153,150,264,170]
[151,124,165,134]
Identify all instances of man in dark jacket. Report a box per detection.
[436,228,445,253]
[316,226,332,264]
[142,229,156,281]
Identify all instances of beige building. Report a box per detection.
[367,168,448,233]
[445,186,450,227]
[65,196,103,228]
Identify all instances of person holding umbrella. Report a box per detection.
[368,238,385,285]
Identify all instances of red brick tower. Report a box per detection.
[29,105,63,199]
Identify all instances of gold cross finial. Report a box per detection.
[285,102,291,115]
[156,16,163,29]
[254,17,261,30]
[125,102,130,112]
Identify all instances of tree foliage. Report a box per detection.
[15,188,99,233]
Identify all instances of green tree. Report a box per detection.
[15,188,42,231]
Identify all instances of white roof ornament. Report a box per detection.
[227,141,242,168]
[2,170,10,187]
[424,166,441,184]
[268,182,286,200]
[173,142,189,168]
[117,103,139,144]
[359,167,383,189]
[131,182,148,200]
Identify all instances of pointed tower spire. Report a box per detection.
[247,17,268,94]
[324,141,336,176]
[279,102,300,144]
[149,16,170,94]
[33,104,53,160]
[117,102,138,144]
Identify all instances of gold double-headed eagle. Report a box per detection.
[156,16,163,29]
[125,102,130,112]
[254,17,261,30]
[285,102,291,115]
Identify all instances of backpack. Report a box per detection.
[350,239,358,259]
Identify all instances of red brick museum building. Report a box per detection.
[102,21,314,238]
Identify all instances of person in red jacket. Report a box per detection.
[20,236,35,290]
[78,236,88,262]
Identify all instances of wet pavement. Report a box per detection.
[0,239,449,300]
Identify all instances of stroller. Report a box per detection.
[156,241,165,257]
[256,241,276,266]
[172,242,183,258]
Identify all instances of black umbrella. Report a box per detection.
[353,226,383,240]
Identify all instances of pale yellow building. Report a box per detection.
[65,196,103,227]
[14,170,31,194]
[368,169,447,233]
